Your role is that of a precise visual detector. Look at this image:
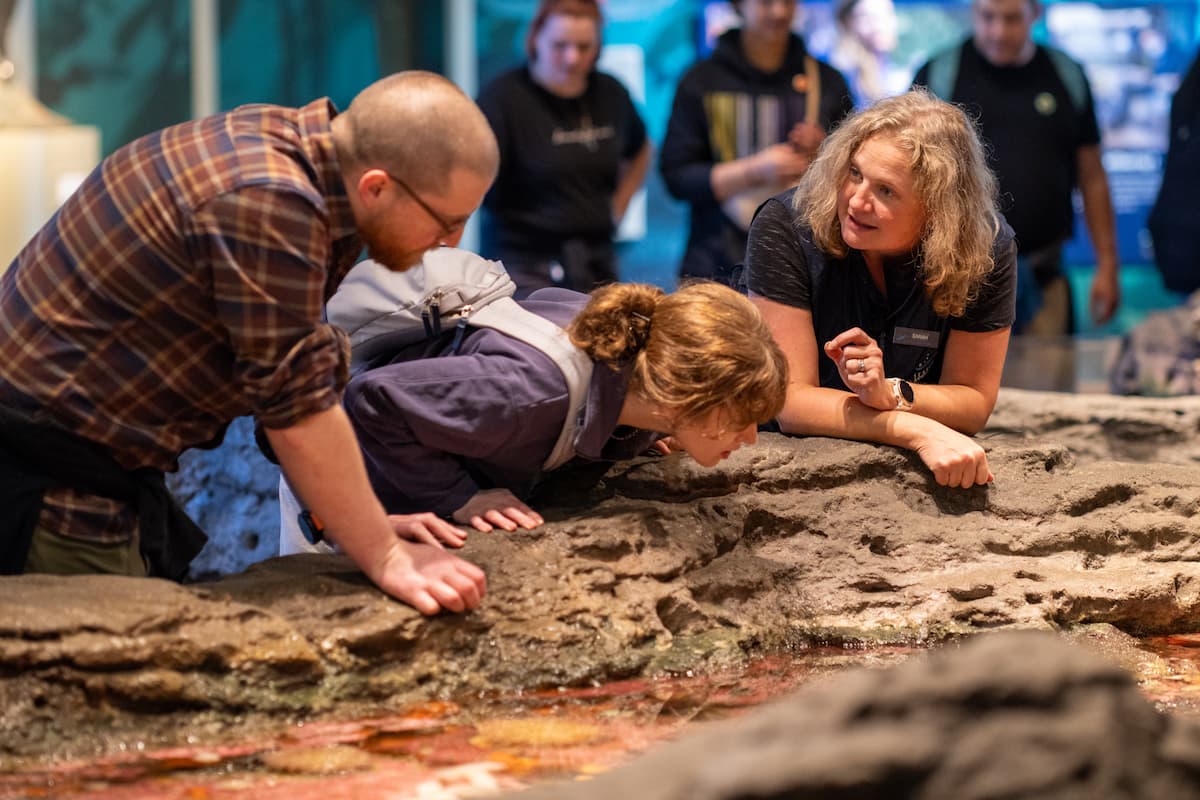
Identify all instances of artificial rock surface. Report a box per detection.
[3,389,1200,762]
[513,631,1200,800]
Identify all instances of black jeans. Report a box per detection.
[499,238,618,299]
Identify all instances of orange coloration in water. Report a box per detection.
[1132,635,1200,717]
[3,641,1196,800]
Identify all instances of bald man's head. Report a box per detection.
[334,71,499,194]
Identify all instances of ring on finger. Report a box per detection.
[857,358,866,374]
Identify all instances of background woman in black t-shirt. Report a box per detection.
[745,90,1017,488]
[477,0,651,298]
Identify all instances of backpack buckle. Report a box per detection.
[423,290,444,337]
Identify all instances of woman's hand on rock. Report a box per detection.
[911,426,994,488]
[453,489,544,533]
[388,512,468,548]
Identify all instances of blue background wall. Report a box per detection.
[36,0,192,156]
[34,0,435,154]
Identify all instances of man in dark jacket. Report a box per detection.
[660,0,853,284]
[1148,51,1200,296]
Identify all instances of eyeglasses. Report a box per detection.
[383,170,464,238]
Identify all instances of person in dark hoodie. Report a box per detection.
[1147,50,1200,296]
[660,0,853,284]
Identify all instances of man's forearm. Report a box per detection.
[613,142,651,223]
[1082,186,1119,275]
[264,383,486,616]
[1077,147,1120,274]
[710,155,762,203]
[265,404,397,580]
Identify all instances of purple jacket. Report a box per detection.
[343,287,659,517]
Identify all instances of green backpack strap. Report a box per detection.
[924,44,1086,116]
[1044,46,1088,115]
[803,54,821,124]
[924,46,961,101]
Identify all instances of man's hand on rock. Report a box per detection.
[370,540,487,616]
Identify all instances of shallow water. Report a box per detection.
[1136,633,1200,717]
[4,638,1197,800]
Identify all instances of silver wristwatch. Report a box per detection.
[887,377,914,411]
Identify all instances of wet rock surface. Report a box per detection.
[513,631,1200,800]
[3,389,1200,764]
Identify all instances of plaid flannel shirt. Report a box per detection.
[0,99,362,544]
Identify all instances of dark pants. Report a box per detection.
[500,239,618,300]
[1014,242,1075,336]
[0,404,206,579]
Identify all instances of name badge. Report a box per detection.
[893,326,940,348]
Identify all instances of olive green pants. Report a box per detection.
[1025,275,1073,336]
[24,526,147,577]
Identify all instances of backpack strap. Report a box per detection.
[467,297,594,471]
[277,477,334,556]
[803,55,821,124]
[1044,46,1088,116]
[924,43,1087,117]
[924,45,961,101]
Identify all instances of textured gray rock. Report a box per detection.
[163,389,1200,580]
[511,631,1200,800]
[986,389,1200,465]
[4,388,1200,763]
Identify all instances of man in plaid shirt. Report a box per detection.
[0,71,497,616]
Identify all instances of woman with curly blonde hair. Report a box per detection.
[744,89,1016,488]
[281,275,786,555]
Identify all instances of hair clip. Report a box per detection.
[631,311,651,324]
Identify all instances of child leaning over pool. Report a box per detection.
[280,280,788,554]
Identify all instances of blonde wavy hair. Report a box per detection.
[793,89,1001,317]
[568,282,787,428]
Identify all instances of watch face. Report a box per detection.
[899,380,915,403]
